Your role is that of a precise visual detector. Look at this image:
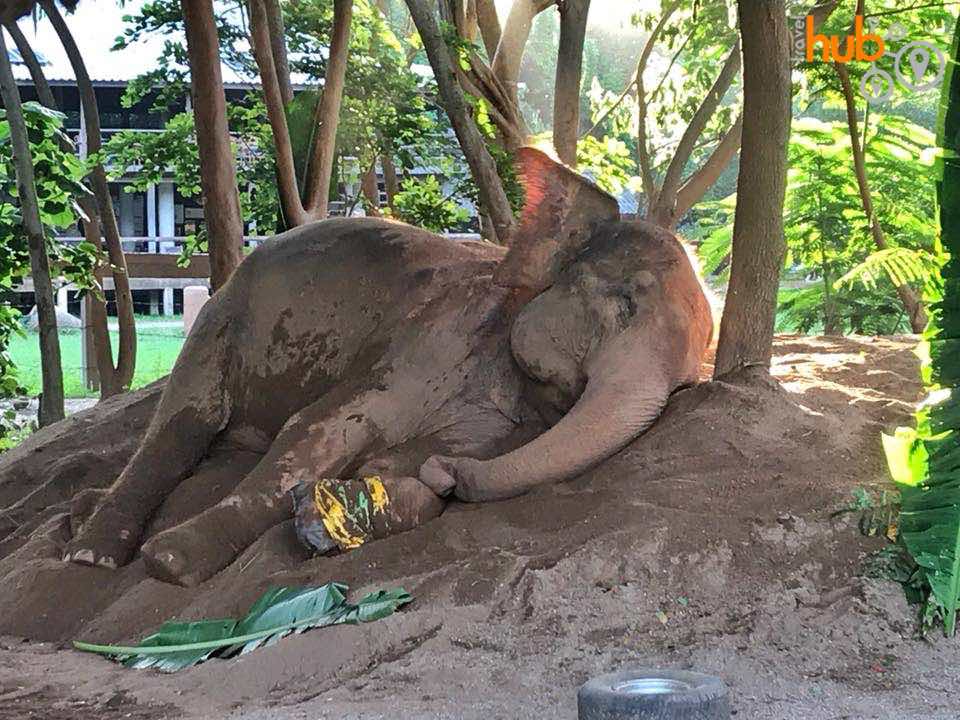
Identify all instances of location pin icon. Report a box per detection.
[908,47,931,84]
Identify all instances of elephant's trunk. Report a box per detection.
[459,365,672,502]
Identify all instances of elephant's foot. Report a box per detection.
[141,498,269,587]
[63,500,142,569]
[69,488,109,537]
[420,455,516,502]
[141,522,229,587]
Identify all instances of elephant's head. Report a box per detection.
[420,149,713,502]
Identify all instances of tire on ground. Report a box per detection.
[577,668,730,720]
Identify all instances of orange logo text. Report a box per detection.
[806,15,885,63]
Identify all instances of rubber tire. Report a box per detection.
[577,668,730,720]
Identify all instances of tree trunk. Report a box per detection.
[835,62,927,333]
[263,0,293,106]
[381,154,400,208]
[552,0,589,166]
[0,30,64,425]
[43,0,138,396]
[302,0,352,220]
[713,0,791,379]
[181,0,245,290]
[360,163,381,216]
[249,0,307,227]
[642,0,839,229]
[405,0,516,242]
[475,0,501,58]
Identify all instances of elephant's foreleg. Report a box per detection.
[140,386,397,586]
[63,402,228,569]
[64,309,234,570]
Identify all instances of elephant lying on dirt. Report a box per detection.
[64,148,713,586]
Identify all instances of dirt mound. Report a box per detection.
[1,335,956,720]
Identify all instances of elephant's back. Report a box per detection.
[241,217,503,282]
[218,218,506,433]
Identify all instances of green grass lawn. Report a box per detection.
[10,315,186,398]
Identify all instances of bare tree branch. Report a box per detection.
[552,0,589,165]
[475,0,501,58]
[674,115,743,219]
[651,40,741,225]
[302,0,352,218]
[249,0,307,226]
[405,0,516,241]
[263,0,293,105]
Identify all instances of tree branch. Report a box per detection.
[475,0,501,58]
[490,0,555,105]
[263,0,293,106]
[302,0,352,217]
[552,0,589,165]
[248,0,306,226]
[405,0,515,241]
[652,40,741,224]
[43,0,138,390]
[673,115,743,218]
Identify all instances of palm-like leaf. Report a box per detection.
[834,247,943,292]
[73,583,412,671]
[883,14,960,636]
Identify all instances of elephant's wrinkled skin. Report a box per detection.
[64,149,713,586]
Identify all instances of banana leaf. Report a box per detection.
[886,13,960,636]
[73,582,412,671]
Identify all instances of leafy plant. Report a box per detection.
[0,102,95,437]
[74,582,412,671]
[390,175,468,232]
[880,15,960,636]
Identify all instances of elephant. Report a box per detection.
[63,148,714,587]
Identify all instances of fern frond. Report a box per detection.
[834,247,941,292]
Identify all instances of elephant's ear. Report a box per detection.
[494,146,620,293]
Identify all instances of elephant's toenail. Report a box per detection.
[97,556,117,569]
[72,549,94,565]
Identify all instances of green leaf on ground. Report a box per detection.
[73,582,412,671]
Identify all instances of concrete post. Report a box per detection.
[56,286,68,312]
[163,287,174,317]
[146,182,157,253]
[182,286,208,336]
[149,289,160,316]
[158,182,176,254]
[80,294,99,391]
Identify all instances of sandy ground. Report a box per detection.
[1,335,958,720]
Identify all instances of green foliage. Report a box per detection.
[697,114,940,334]
[0,102,96,438]
[104,112,200,196]
[576,135,637,196]
[390,175,467,232]
[74,583,412,671]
